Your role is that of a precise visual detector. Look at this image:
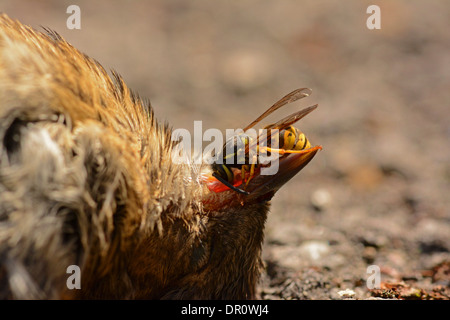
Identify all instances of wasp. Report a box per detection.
[207,88,322,195]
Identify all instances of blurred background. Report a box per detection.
[1,0,449,299]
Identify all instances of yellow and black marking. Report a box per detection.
[210,88,318,195]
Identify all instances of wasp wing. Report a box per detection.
[243,88,312,132]
[264,104,318,130]
[245,104,318,153]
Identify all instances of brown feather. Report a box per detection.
[0,14,317,299]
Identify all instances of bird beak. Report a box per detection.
[244,146,321,201]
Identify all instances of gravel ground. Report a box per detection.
[2,0,449,300]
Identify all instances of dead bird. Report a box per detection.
[0,14,320,299]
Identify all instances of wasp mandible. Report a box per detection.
[207,88,322,195]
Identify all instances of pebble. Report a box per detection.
[310,188,332,210]
[337,288,356,298]
[299,240,330,261]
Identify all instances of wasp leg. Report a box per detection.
[212,172,250,195]
[241,165,247,183]
[245,155,258,188]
